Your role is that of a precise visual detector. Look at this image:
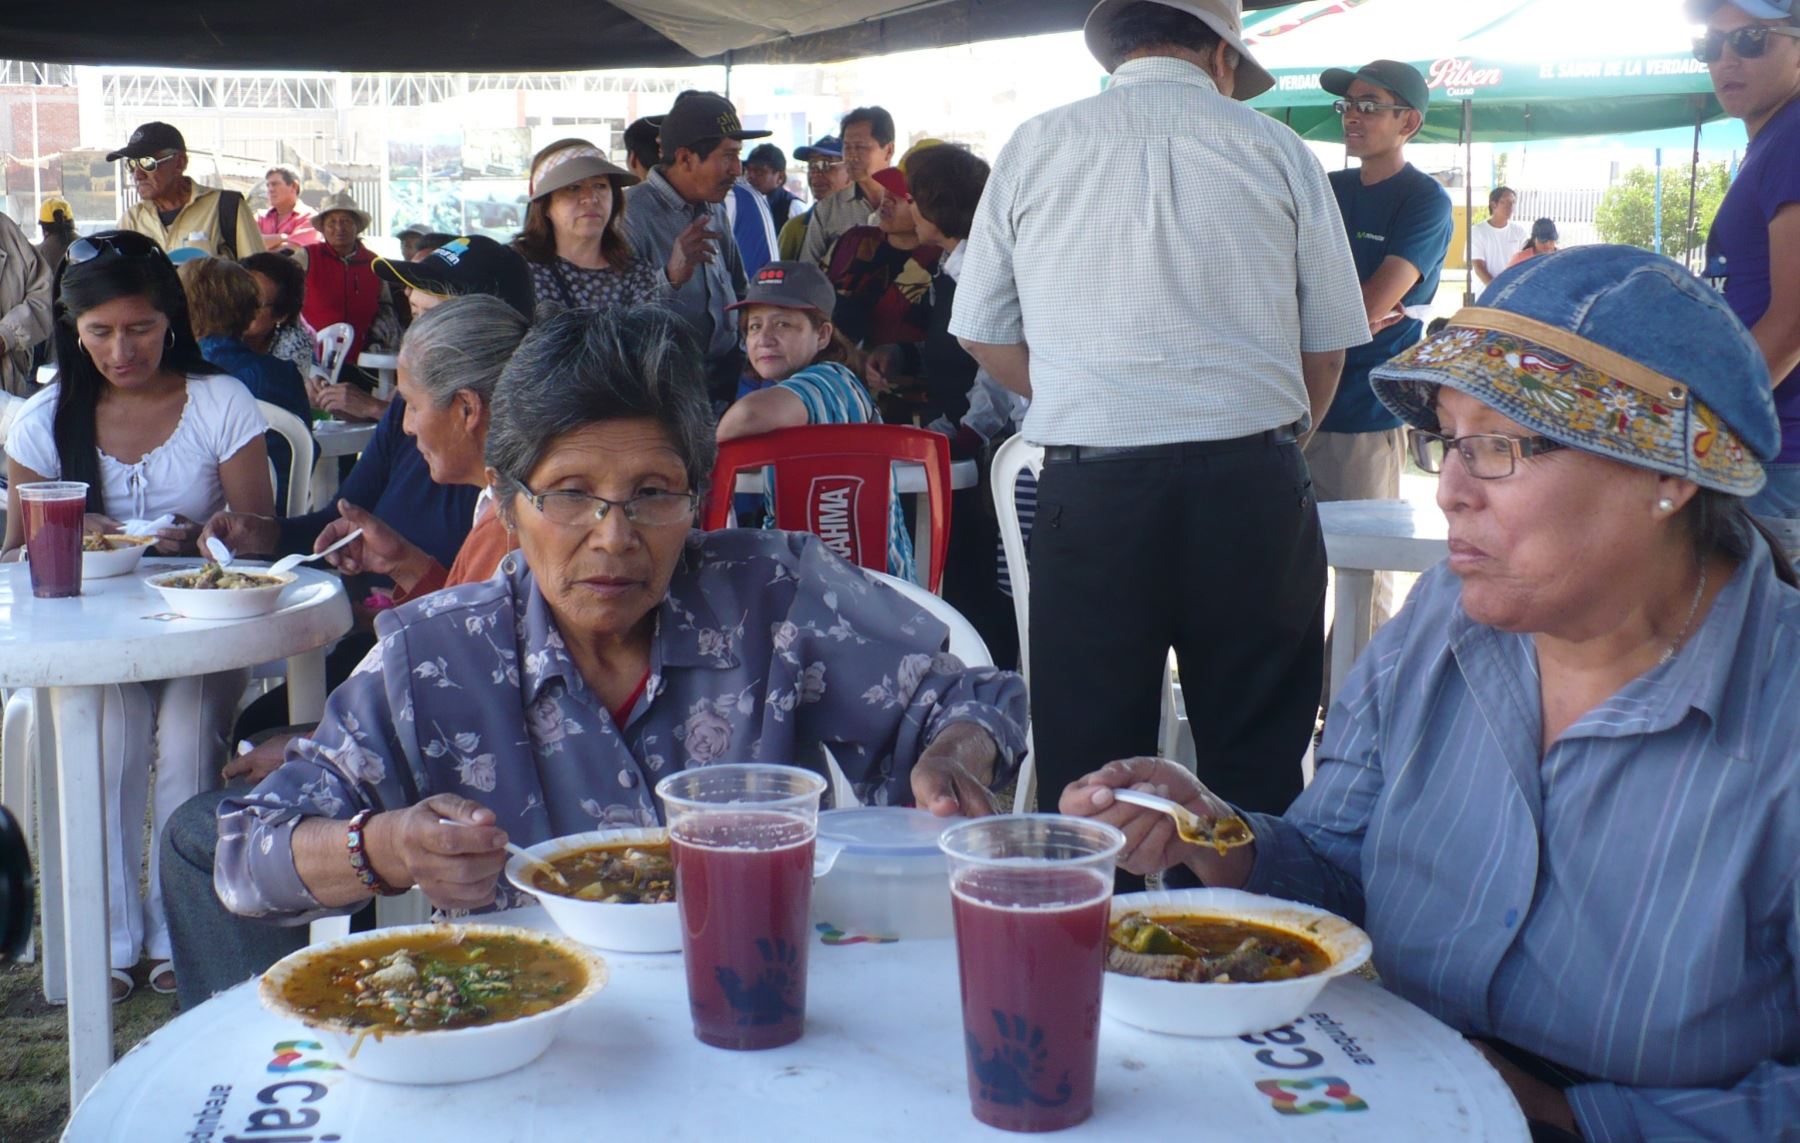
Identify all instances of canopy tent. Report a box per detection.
[1,0,1286,72]
[1241,0,1724,296]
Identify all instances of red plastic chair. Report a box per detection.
[705,424,954,593]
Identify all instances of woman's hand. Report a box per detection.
[222,733,298,786]
[368,794,509,911]
[82,512,122,538]
[152,514,201,556]
[199,511,281,559]
[911,723,1001,817]
[317,500,432,588]
[1059,757,1255,886]
[666,216,719,289]
[308,376,388,422]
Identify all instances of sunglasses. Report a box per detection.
[125,151,181,174]
[1693,24,1800,62]
[806,160,844,173]
[1333,98,1412,116]
[64,231,170,267]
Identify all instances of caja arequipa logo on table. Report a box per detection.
[1241,1014,1374,1117]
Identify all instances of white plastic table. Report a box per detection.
[0,560,352,1106]
[1317,499,1449,701]
[308,420,379,511]
[356,352,399,399]
[734,459,979,588]
[66,907,1525,1141]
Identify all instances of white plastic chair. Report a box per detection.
[311,322,355,386]
[989,435,1188,814]
[255,400,318,517]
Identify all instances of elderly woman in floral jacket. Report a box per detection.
[216,305,1026,924]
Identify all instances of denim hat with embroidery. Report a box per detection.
[1371,245,1776,496]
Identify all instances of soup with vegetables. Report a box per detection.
[532,839,675,903]
[159,563,283,590]
[276,929,589,1031]
[1107,911,1332,984]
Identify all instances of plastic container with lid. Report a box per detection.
[810,808,958,939]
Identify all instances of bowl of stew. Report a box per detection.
[505,828,680,953]
[81,533,156,579]
[259,922,607,1084]
[1101,887,1371,1038]
[146,563,294,620]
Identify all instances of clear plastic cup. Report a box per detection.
[17,482,89,598]
[654,763,827,1050]
[940,814,1125,1133]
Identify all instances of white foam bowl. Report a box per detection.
[145,566,294,619]
[81,535,155,579]
[258,922,608,1085]
[506,827,681,953]
[1102,887,1372,1038]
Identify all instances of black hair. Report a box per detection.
[1688,490,1799,588]
[624,117,661,172]
[265,165,301,187]
[840,106,896,148]
[241,251,306,322]
[906,145,991,242]
[1106,2,1225,61]
[50,231,213,513]
[1489,185,1515,208]
[1426,316,1451,336]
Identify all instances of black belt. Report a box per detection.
[1042,421,1303,464]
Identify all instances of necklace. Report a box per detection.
[1659,561,1709,666]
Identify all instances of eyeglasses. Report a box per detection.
[1408,429,1566,479]
[516,482,698,528]
[1333,98,1412,117]
[806,160,844,173]
[1693,24,1800,62]
[65,231,169,267]
[125,151,180,174]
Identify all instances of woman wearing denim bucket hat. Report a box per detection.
[1061,247,1800,1140]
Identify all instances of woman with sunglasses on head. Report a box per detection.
[1694,0,1800,549]
[1,229,273,1000]
[512,138,677,314]
[1063,247,1800,1142]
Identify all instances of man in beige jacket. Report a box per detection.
[0,209,52,400]
[111,122,262,261]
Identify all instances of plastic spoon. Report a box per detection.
[268,528,364,575]
[1111,788,1255,854]
[438,818,570,890]
[204,535,234,568]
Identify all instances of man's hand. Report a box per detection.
[222,733,298,785]
[911,723,1002,817]
[368,794,509,912]
[152,514,202,556]
[666,217,719,289]
[200,511,281,559]
[317,500,432,588]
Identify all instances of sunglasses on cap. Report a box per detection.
[64,231,170,267]
[1693,24,1800,61]
[124,151,181,174]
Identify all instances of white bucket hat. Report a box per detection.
[1083,0,1275,99]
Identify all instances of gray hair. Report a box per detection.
[397,294,530,409]
[485,305,718,504]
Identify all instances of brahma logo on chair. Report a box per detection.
[807,476,865,565]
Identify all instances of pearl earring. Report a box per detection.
[1657,498,1676,513]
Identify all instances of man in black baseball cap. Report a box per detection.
[109,120,263,261]
[373,234,535,322]
[1303,57,1453,630]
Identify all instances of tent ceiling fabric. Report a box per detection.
[1,0,1290,71]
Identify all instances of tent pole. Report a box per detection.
[1654,148,1664,255]
[724,51,734,100]
[1463,99,1475,307]
[1684,102,1703,270]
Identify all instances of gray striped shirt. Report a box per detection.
[948,55,1369,447]
[1244,541,1800,1141]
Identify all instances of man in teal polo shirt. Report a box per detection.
[1305,59,1454,623]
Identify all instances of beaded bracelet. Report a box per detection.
[346,808,405,897]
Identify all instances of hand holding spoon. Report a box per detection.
[269,528,364,575]
[1111,788,1254,855]
[439,817,569,890]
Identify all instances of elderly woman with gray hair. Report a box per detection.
[1062,247,1800,1141]
[212,305,1026,936]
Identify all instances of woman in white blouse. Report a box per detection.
[2,230,272,1000]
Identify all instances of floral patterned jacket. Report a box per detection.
[216,529,1028,922]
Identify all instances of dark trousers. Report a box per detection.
[1026,435,1325,814]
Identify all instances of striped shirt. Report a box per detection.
[1240,539,1800,1141]
[763,362,915,583]
[949,55,1369,447]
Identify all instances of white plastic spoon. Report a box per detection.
[268,528,364,575]
[1111,788,1255,854]
[204,535,234,567]
[438,817,570,890]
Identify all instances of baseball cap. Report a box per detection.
[1530,218,1560,243]
[745,143,786,169]
[374,235,536,321]
[529,141,638,201]
[39,197,72,225]
[794,135,843,161]
[1685,0,1794,20]
[106,121,186,162]
[396,222,433,239]
[871,167,910,200]
[1083,0,1274,100]
[726,261,837,320]
[657,92,771,159]
[1321,59,1431,113]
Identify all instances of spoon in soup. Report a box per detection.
[1110,789,1255,855]
[438,818,570,891]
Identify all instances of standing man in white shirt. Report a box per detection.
[952,0,1368,817]
[1471,185,1528,288]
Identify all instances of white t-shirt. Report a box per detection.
[1472,219,1530,280]
[7,373,268,523]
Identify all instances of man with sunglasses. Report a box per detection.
[1307,60,1454,627]
[1694,0,1800,543]
[110,122,262,263]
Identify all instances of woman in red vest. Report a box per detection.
[301,191,394,370]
